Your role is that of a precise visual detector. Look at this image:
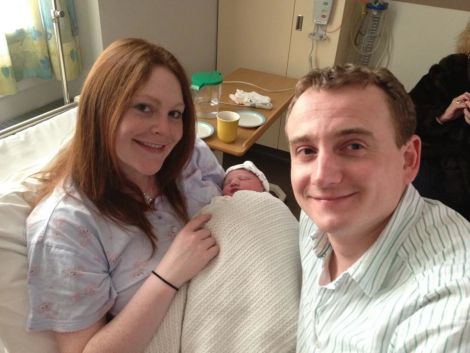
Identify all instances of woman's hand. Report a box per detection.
[53,216,217,353]
[464,102,470,125]
[438,92,470,124]
[155,214,218,288]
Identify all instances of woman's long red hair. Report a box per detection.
[34,38,196,251]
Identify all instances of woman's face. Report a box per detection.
[115,66,185,190]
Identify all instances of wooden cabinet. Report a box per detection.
[217,0,295,77]
[217,0,348,151]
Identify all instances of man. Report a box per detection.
[285,64,470,353]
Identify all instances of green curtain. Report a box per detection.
[0,0,81,96]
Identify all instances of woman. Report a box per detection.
[26,38,224,353]
[410,21,470,220]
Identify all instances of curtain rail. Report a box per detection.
[51,0,70,104]
[0,102,77,139]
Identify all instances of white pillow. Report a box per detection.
[0,106,77,184]
[0,179,59,353]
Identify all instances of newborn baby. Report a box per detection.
[222,161,270,196]
[145,160,299,353]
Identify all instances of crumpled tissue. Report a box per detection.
[229,89,273,110]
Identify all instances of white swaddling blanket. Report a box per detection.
[145,190,300,353]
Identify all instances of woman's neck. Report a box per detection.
[133,174,159,200]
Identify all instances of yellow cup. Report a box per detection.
[216,111,240,143]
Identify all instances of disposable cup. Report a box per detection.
[216,111,240,143]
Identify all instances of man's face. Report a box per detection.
[286,85,420,240]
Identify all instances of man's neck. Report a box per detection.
[326,225,385,281]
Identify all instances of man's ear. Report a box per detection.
[403,134,421,184]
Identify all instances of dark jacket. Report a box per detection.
[409,53,470,158]
[409,53,470,214]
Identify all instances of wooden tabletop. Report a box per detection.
[198,68,297,156]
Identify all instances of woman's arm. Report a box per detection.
[181,138,224,215]
[54,275,177,353]
[53,214,218,353]
[184,138,224,187]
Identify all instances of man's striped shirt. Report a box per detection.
[297,185,470,353]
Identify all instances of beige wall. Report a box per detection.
[286,1,468,90]
[386,2,469,90]
[335,2,468,90]
[98,0,218,76]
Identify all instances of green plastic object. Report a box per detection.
[191,71,223,91]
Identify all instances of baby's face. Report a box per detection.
[223,169,265,196]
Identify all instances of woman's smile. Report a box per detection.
[134,138,166,153]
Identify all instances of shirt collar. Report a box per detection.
[310,185,424,296]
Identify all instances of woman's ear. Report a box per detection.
[403,134,421,184]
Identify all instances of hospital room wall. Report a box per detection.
[1,1,468,124]
[219,1,468,88]
[335,2,469,91]
[97,0,218,75]
[217,0,469,151]
[383,2,469,91]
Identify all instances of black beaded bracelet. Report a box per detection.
[151,271,179,291]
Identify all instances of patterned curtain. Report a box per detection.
[0,0,81,96]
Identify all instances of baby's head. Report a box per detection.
[223,161,270,196]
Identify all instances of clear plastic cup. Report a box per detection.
[191,71,223,119]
